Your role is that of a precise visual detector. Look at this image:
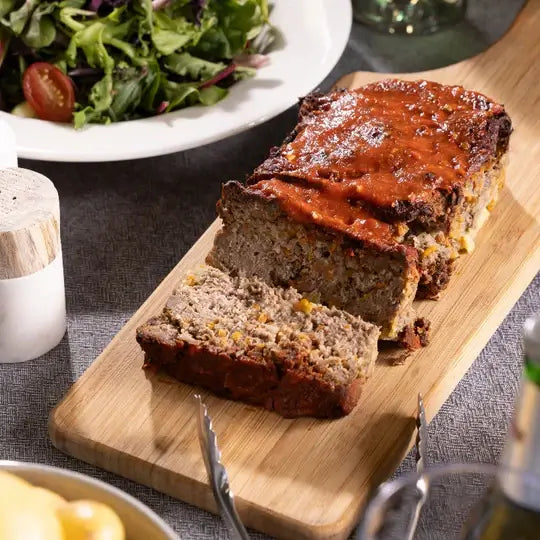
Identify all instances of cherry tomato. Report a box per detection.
[22,62,75,123]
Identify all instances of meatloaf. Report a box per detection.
[208,180,424,345]
[136,266,379,418]
[208,79,511,339]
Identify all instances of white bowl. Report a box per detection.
[3,0,352,162]
[0,461,178,540]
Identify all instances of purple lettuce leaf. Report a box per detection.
[191,0,206,25]
[88,0,130,13]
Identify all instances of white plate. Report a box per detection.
[3,0,351,162]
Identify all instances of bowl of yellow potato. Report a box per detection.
[0,460,178,539]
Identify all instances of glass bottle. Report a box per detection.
[461,315,540,539]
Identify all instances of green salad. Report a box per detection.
[0,0,271,127]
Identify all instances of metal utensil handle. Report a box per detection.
[214,470,250,540]
[404,393,429,540]
[195,395,250,540]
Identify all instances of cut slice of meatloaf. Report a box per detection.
[136,266,380,418]
[208,180,423,345]
[249,79,512,298]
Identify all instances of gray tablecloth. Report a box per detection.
[2,1,537,538]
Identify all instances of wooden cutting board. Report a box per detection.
[50,3,540,539]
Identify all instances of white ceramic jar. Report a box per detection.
[0,123,67,363]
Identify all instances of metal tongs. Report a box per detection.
[195,395,250,540]
[404,393,429,540]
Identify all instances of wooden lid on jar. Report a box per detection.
[0,168,61,280]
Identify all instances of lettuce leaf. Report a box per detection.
[0,0,17,19]
[161,79,227,111]
[22,2,57,48]
[163,51,224,79]
[6,0,41,35]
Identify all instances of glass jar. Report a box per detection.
[353,0,467,35]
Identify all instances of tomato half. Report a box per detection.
[22,62,75,123]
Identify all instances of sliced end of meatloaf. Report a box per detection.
[248,79,512,298]
[136,266,380,418]
[207,181,421,342]
[411,155,508,298]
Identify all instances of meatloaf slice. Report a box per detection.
[249,79,512,298]
[207,181,423,344]
[136,266,380,418]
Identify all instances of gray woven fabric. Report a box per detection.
[1,1,536,538]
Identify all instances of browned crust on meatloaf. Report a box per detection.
[136,317,365,418]
[416,256,452,299]
[398,317,431,349]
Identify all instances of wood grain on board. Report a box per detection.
[50,3,540,539]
